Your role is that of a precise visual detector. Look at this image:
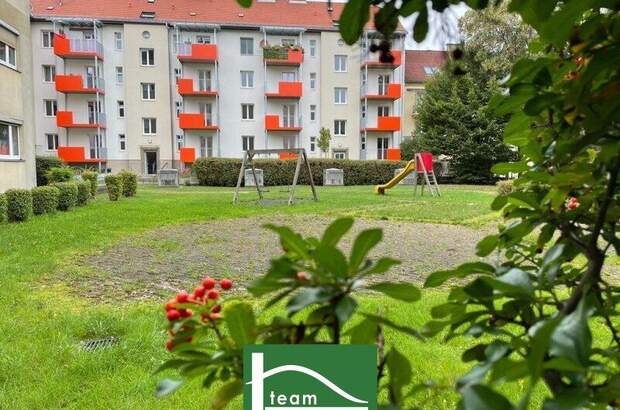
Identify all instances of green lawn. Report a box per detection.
[0,185,510,408]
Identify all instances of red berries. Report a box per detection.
[176,291,189,303]
[220,279,233,290]
[296,271,309,281]
[179,309,193,318]
[165,340,175,351]
[209,313,222,320]
[207,289,220,300]
[211,304,222,313]
[567,196,580,210]
[202,277,217,289]
[165,299,177,311]
[167,309,181,321]
[193,286,206,298]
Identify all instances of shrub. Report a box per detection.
[36,156,63,186]
[5,189,32,222]
[31,186,60,215]
[76,181,91,206]
[81,171,98,197]
[53,182,78,211]
[46,166,75,184]
[104,175,122,201]
[118,171,138,197]
[496,179,514,196]
[0,193,7,223]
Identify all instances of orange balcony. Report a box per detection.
[265,115,301,132]
[55,74,105,95]
[264,48,304,66]
[386,148,402,161]
[177,44,218,63]
[265,81,302,99]
[56,111,106,129]
[362,50,402,69]
[178,113,218,130]
[57,146,105,163]
[53,33,104,60]
[279,152,299,160]
[362,84,401,100]
[363,116,400,132]
[179,147,196,163]
[177,78,217,97]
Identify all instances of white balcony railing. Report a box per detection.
[69,38,104,56]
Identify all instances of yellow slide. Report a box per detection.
[375,159,416,195]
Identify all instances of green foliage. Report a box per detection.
[80,171,98,198]
[318,127,331,157]
[192,157,406,186]
[35,156,63,186]
[31,186,60,215]
[5,189,33,222]
[52,182,78,211]
[104,175,122,201]
[262,44,303,59]
[46,166,75,184]
[0,193,6,223]
[76,181,91,206]
[118,171,138,197]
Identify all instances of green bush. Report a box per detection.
[118,171,138,197]
[46,166,75,184]
[0,193,7,223]
[192,158,407,187]
[5,189,33,222]
[81,171,98,197]
[76,181,91,206]
[104,175,122,201]
[36,156,63,186]
[53,182,78,211]
[31,186,60,215]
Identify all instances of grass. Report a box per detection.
[0,184,516,409]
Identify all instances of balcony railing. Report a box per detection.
[361,83,401,100]
[362,116,400,132]
[57,146,107,163]
[177,43,218,63]
[265,81,303,99]
[178,113,218,130]
[265,115,302,131]
[55,74,105,94]
[177,78,217,97]
[362,50,401,68]
[263,47,304,66]
[53,34,104,60]
[57,111,106,129]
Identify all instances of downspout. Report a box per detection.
[166,23,177,170]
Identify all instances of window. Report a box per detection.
[310,105,316,121]
[310,136,316,152]
[44,100,57,117]
[423,66,439,75]
[241,103,254,120]
[43,65,56,82]
[0,122,19,158]
[0,41,16,69]
[361,135,366,150]
[240,70,254,88]
[378,75,390,94]
[361,104,366,119]
[334,120,346,136]
[378,106,390,117]
[200,103,213,125]
[143,118,157,134]
[309,39,316,57]
[196,34,211,44]
[282,105,296,127]
[176,134,183,151]
[200,136,213,158]
[117,100,125,118]
[140,48,155,66]
[282,72,296,82]
[240,37,254,55]
[119,134,126,151]
[198,70,211,91]
[115,66,124,83]
[46,133,59,151]
[334,87,347,104]
[309,72,316,89]
[334,55,347,72]
[175,101,183,117]
[174,68,182,81]
[41,31,54,48]
[114,32,123,50]
[377,137,389,159]
[281,38,296,46]
[141,83,156,100]
[242,135,255,151]
[333,150,347,160]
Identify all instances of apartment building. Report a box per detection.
[0,0,36,192]
[30,0,406,175]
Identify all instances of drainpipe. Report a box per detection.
[167,23,177,171]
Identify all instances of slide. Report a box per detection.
[375,159,416,195]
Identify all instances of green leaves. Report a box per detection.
[236,0,252,7]
[549,298,592,367]
[413,6,429,43]
[322,217,354,247]
[223,302,257,347]
[386,348,412,405]
[476,235,499,257]
[367,282,421,302]
[460,384,515,410]
[350,228,383,272]
[425,262,495,288]
[339,0,370,45]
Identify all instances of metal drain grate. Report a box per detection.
[80,336,119,352]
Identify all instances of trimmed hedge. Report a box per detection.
[0,193,7,223]
[118,171,138,197]
[5,189,33,222]
[53,182,78,211]
[104,175,122,201]
[32,186,60,215]
[192,158,407,187]
[76,181,91,206]
[81,171,98,197]
[36,156,63,186]
[46,166,75,184]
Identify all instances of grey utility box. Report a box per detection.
[323,168,344,186]
[395,168,416,185]
[158,169,179,187]
[244,168,264,187]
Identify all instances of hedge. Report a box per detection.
[81,171,98,197]
[36,156,63,186]
[53,182,78,211]
[46,166,75,184]
[0,193,7,223]
[104,175,122,201]
[5,189,33,222]
[118,171,138,197]
[192,158,408,187]
[76,181,91,206]
[32,186,60,215]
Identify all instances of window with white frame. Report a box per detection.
[334,119,346,136]
[143,118,156,134]
[175,101,183,117]
[141,83,156,100]
[0,41,16,69]
[0,122,19,159]
[334,87,347,104]
[241,103,254,120]
[310,105,316,121]
[200,136,213,157]
[115,66,123,83]
[309,72,316,89]
[174,68,182,81]
[242,135,254,151]
[378,106,390,117]
[117,100,125,118]
[41,31,54,48]
[240,70,254,88]
[282,71,296,82]
[198,70,211,91]
[334,55,347,72]
[333,150,347,159]
[46,133,58,151]
[44,100,57,117]
[119,134,126,151]
[196,34,211,44]
[114,32,123,50]
[43,65,56,82]
[176,134,183,151]
[240,37,254,55]
[310,136,316,152]
[140,48,155,66]
[309,39,316,57]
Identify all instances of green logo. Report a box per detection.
[243,345,377,410]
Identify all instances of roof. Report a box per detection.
[405,50,448,83]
